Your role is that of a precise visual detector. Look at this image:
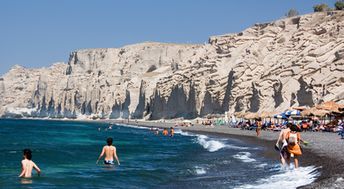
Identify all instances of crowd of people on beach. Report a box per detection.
[233,118,344,136]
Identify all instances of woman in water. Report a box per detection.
[286,124,303,168]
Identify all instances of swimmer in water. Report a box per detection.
[169,127,174,137]
[19,149,41,178]
[96,137,120,166]
[154,128,159,135]
[162,128,168,136]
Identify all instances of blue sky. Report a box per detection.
[0,0,337,75]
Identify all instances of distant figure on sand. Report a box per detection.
[162,128,168,136]
[169,127,174,137]
[19,149,41,178]
[275,123,291,166]
[256,118,262,137]
[96,137,120,165]
[286,124,303,168]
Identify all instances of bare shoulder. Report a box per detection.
[111,146,116,150]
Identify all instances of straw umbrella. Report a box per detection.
[301,107,330,117]
[316,101,344,124]
[302,107,330,125]
[316,101,343,113]
[234,111,246,122]
[244,112,259,120]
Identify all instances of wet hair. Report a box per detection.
[106,137,113,146]
[23,149,32,160]
[286,123,293,128]
[290,124,299,132]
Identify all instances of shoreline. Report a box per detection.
[109,119,344,189]
[2,118,343,188]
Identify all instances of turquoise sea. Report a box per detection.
[0,119,318,189]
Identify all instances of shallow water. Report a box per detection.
[0,119,318,188]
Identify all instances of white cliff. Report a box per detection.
[1,11,343,119]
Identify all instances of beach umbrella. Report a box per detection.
[244,112,259,120]
[274,113,288,119]
[231,115,237,123]
[291,106,308,111]
[234,111,246,118]
[183,120,192,123]
[316,101,344,113]
[301,108,330,117]
[260,111,270,118]
[285,110,301,116]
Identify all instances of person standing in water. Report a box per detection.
[162,128,168,136]
[96,137,120,165]
[169,127,174,137]
[275,123,292,166]
[19,149,41,178]
[286,124,303,168]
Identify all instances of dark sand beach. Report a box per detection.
[110,120,344,189]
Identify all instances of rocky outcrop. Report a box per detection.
[1,12,344,119]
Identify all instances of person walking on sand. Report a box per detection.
[286,124,305,168]
[275,123,291,166]
[256,118,262,137]
[96,137,120,166]
[19,149,41,178]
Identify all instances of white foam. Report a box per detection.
[196,135,226,152]
[226,144,250,150]
[118,124,150,130]
[175,130,251,152]
[254,163,268,168]
[194,166,206,175]
[174,129,197,137]
[233,152,256,163]
[235,166,319,189]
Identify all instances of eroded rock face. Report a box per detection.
[1,12,344,119]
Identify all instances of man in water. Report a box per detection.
[19,149,41,178]
[96,137,120,166]
[162,128,168,136]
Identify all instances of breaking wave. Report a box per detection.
[235,166,319,189]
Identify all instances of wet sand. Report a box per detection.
[110,120,344,189]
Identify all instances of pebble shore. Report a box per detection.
[110,120,344,189]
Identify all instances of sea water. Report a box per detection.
[0,119,318,189]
